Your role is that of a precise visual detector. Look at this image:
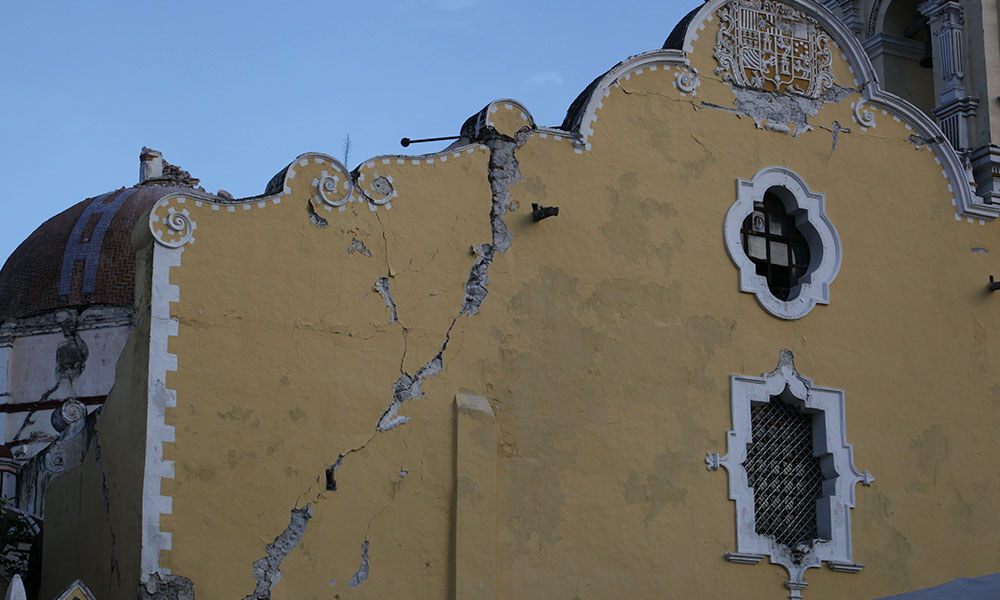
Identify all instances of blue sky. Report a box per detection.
[0,1,700,269]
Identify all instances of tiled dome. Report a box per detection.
[0,184,190,322]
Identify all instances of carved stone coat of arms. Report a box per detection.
[714,0,836,99]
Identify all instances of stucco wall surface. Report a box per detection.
[96,4,1000,599]
[7,333,63,403]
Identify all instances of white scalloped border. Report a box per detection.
[140,242,180,580]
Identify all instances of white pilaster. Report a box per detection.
[921,1,979,150]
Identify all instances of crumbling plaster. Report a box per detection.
[154,139,500,598]
[2,307,130,456]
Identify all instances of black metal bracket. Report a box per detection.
[989,275,1000,292]
[400,135,461,147]
[531,203,559,222]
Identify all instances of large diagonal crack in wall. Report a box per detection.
[376,127,526,432]
[462,244,494,316]
[243,504,313,600]
[315,128,527,588]
[256,127,527,594]
[377,349,446,431]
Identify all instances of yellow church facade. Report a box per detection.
[34,1,1000,598]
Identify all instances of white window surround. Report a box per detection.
[724,166,842,320]
[706,350,873,600]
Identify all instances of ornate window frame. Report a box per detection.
[706,351,873,599]
[724,167,842,320]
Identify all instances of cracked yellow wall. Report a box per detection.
[152,8,1000,600]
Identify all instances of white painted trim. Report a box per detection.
[570,50,688,151]
[315,162,354,209]
[724,167,841,320]
[707,351,872,598]
[674,66,701,95]
[140,243,180,580]
[469,98,537,139]
[353,141,494,210]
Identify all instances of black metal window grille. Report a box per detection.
[740,190,811,301]
[745,396,825,549]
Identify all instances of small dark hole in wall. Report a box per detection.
[325,454,344,491]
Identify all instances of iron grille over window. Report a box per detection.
[711,351,872,594]
[740,190,811,301]
[745,396,824,549]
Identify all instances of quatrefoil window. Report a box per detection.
[740,190,812,302]
[724,167,841,320]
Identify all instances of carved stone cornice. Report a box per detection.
[862,33,925,62]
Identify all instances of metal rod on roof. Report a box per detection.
[400,136,461,147]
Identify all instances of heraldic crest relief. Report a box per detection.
[714,0,836,99]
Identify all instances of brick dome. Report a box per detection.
[0,185,189,322]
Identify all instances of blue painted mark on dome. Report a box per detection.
[58,189,135,296]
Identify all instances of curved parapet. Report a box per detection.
[557,0,996,222]
[461,99,536,140]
